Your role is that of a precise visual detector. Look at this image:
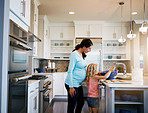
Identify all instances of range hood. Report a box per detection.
[28,31,41,42]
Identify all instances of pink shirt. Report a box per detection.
[87,77,99,97]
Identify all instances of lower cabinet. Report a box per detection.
[53,72,67,97]
[28,81,39,113]
[105,86,148,113]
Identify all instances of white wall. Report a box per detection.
[0,0,10,112]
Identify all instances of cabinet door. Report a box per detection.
[10,0,21,17]
[28,93,39,113]
[20,0,31,26]
[103,26,115,40]
[53,73,66,97]
[50,27,62,40]
[75,24,88,37]
[62,27,75,40]
[90,24,102,37]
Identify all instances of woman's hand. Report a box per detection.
[69,88,76,97]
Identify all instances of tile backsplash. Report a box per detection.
[103,60,131,73]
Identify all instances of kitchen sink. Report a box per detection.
[115,73,132,80]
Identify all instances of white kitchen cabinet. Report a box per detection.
[10,0,31,27]
[74,24,102,38]
[102,40,130,60]
[50,26,74,59]
[53,72,67,97]
[103,25,128,40]
[28,81,39,113]
[50,26,74,40]
[38,15,50,58]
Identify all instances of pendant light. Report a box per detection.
[118,2,126,44]
[127,0,136,40]
[139,0,147,34]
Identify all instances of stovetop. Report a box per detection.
[29,75,48,80]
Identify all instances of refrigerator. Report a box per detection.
[76,38,103,71]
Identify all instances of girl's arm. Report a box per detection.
[93,70,112,80]
[93,67,115,80]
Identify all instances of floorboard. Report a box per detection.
[45,99,89,113]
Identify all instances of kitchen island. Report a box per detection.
[101,80,148,113]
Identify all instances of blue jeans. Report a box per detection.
[65,84,84,113]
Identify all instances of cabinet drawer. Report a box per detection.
[28,81,39,97]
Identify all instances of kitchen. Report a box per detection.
[0,0,148,113]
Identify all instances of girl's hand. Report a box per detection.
[69,88,76,97]
[97,71,102,75]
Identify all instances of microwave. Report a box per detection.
[9,20,28,44]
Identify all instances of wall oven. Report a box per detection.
[8,20,32,113]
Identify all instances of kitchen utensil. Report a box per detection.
[54,43,58,46]
[36,68,45,73]
[108,56,112,59]
[107,43,111,46]
[119,43,123,46]
[101,70,118,80]
[113,43,117,46]
[121,94,131,101]
[66,43,70,46]
[116,56,121,59]
[60,43,64,46]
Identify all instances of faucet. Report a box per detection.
[113,62,127,78]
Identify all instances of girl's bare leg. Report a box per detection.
[92,108,98,113]
[89,107,92,113]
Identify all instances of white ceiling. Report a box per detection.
[38,0,148,23]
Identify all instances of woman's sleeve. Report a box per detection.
[67,53,76,88]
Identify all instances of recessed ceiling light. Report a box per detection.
[131,12,137,15]
[69,12,75,14]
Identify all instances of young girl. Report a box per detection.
[86,63,115,113]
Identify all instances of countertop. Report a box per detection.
[28,80,40,87]
[102,79,148,88]
[32,72,67,75]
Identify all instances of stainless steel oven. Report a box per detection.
[8,20,32,113]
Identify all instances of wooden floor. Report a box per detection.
[45,99,89,113]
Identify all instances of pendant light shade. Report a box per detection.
[118,2,126,43]
[127,0,136,40]
[139,0,148,34]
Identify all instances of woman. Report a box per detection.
[65,38,93,113]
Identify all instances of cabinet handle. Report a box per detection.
[30,90,35,93]
[33,96,37,110]
[87,31,90,36]
[21,0,26,17]
[60,33,63,38]
[34,14,37,22]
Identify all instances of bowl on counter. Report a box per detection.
[116,56,121,59]
[108,56,113,59]
[36,68,45,73]
[101,70,118,80]
[121,94,131,101]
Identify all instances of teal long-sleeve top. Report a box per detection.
[65,50,87,88]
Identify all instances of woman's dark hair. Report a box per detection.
[73,38,93,59]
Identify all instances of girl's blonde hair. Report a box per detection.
[86,63,98,85]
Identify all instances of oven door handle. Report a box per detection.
[12,75,32,82]
[43,88,51,96]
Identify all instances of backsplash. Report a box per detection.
[103,61,131,73]
[37,59,69,72]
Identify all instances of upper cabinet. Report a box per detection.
[10,0,31,29]
[102,23,128,40]
[74,21,103,38]
[38,15,50,59]
[49,25,75,59]
[50,26,74,40]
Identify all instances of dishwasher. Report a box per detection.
[99,82,106,113]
